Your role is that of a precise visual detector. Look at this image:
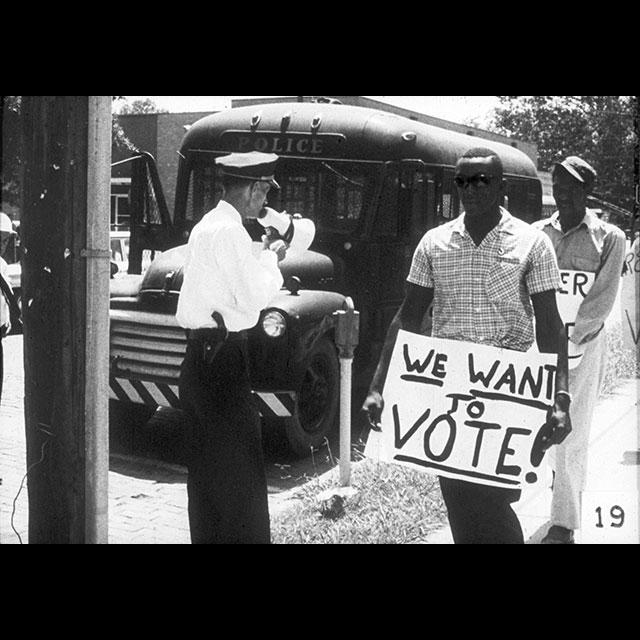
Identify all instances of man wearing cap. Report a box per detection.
[176,151,287,544]
[533,156,627,544]
[0,212,20,404]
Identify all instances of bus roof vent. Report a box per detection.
[401,131,417,143]
[312,97,343,104]
[250,112,262,130]
[311,114,322,132]
[281,112,292,132]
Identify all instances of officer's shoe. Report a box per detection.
[541,525,575,544]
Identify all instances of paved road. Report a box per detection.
[0,333,347,544]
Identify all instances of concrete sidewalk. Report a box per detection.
[425,378,640,544]
[0,334,314,545]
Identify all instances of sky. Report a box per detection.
[119,96,500,127]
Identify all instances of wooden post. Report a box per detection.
[21,96,111,544]
[85,97,111,543]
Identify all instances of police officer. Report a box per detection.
[176,151,287,544]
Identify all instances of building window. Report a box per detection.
[111,179,131,230]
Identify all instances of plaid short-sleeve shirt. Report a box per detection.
[407,208,561,352]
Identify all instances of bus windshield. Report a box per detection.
[271,158,380,235]
[185,154,382,236]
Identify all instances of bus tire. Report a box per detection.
[279,336,340,458]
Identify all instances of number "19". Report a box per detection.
[595,506,625,528]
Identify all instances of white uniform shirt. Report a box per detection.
[176,200,283,332]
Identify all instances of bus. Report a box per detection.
[109,101,542,456]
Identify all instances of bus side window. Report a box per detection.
[398,167,428,246]
[373,165,400,238]
[424,172,437,232]
[438,170,459,225]
[505,177,540,223]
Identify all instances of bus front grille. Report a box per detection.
[109,310,186,383]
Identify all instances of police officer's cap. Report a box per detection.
[216,152,280,189]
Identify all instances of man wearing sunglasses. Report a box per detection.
[363,147,571,544]
[533,156,626,544]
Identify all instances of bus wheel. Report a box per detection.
[282,336,340,458]
[109,399,157,454]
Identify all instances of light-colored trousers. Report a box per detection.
[548,330,607,530]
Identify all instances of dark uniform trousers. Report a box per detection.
[439,477,524,544]
[179,333,270,544]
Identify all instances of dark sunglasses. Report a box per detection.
[454,174,495,188]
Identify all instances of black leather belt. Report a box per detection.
[185,327,247,365]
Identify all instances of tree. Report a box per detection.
[488,96,637,213]
[2,97,141,215]
[117,98,168,115]
[1,96,24,213]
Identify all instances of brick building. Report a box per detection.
[111,111,214,229]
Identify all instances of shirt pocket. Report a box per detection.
[485,260,521,306]
[572,255,599,273]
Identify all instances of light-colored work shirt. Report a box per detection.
[408,208,561,352]
[533,210,627,345]
[176,200,283,332]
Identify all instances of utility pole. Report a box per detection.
[21,96,111,543]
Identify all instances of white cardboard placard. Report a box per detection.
[557,270,595,369]
[365,331,557,489]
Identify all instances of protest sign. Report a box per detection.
[620,238,639,354]
[365,331,557,489]
[556,270,595,369]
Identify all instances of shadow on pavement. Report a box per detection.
[109,453,188,484]
[108,405,370,496]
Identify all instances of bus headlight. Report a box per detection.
[262,310,287,338]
